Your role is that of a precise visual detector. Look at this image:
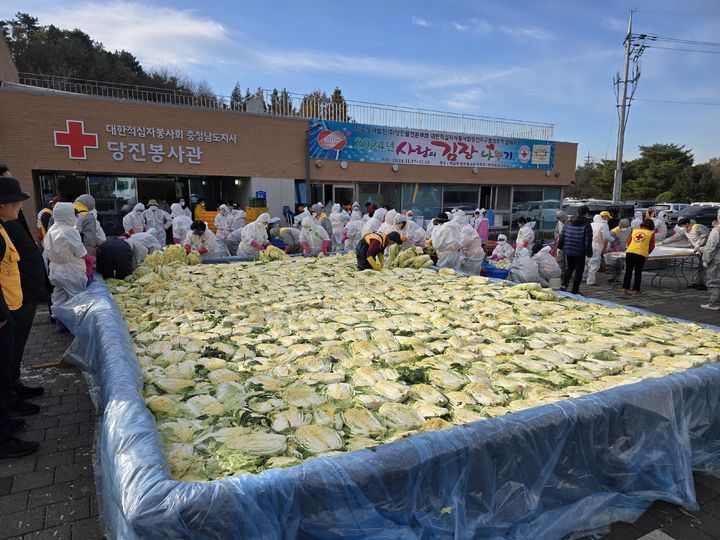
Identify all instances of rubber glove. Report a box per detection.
[263,242,271,248]
[378,253,385,267]
[82,254,96,282]
[301,242,311,254]
[250,240,265,251]
[321,240,331,255]
[184,244,192,254]
[199,247,208,255]
[128,229,134,235]
[367,256,382,271]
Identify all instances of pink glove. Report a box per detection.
[184,244,192,253]
[301,242,311,254]
[343,230,348,242]
[198,247,208,255]
[250,240,265,251]
[321,240,331,255]
[82,254,95,283]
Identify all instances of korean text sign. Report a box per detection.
[307,120,554,169]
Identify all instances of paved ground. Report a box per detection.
[0,309,102,540]
[0,263,717,540]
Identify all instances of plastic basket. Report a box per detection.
[480,262,510,279]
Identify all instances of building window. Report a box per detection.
[442,184,479,212]
[541,187,562,230]
[401,183,442,220]
[358,182,402,211]
[88,176,137,236]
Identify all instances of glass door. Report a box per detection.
[333,184,355,206]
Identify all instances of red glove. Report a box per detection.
[321,240,331,255]
[82,254,95,283]
[263,242,271,248]
[301,242,311,254]
[128,229,134,235]
[184,244,192,254]
[250,240,265,251]
[284,248,290,254]
[198,247,208,255]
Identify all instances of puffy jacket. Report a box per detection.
[558,216,592,257]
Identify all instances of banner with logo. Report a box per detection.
[307,120,553,169]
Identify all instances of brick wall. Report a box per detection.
[0,86,577,213]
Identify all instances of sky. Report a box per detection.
[2,0,720,165]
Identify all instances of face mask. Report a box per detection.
[180,201,185,207]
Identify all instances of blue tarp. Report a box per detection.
[55,275,720,540]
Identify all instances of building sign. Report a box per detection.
[308,120,554,169]
[52,120,237,166]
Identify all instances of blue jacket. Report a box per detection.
[558,216,592,257]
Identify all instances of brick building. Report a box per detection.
[0,38,577,236]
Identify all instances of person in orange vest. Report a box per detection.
[621,219,656,297]
[356,231,402,271]
[36,196,59,243]
[0,177,41,458]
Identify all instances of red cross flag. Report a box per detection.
[54,120,98,159]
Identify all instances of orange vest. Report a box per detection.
[0,226,23,311]
[627,228,653,257]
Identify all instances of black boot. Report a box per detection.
[0,436,39,458]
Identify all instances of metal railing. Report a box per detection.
[15,72,554,139]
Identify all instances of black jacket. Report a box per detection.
[3,214,50,303]
[558,216,593,258]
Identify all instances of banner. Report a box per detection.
[308,120,554,169]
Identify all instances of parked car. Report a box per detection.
[691,201,720,207]
[627,199,658,214]
[510,200,560,225]
[674,205,720,228]
[562,201,635,230]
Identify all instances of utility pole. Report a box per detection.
[612,10,633,203]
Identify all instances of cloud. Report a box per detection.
[452,18,492,33]
[30,1,229,68]
[442,88,488,112]
[411,16,429,27]
[602,17,627,32]
[500,25,553,41]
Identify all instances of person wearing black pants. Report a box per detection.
[622,219,656,297]
[557,205,593,295]
[622,253,646,293]
[96,237,134,280]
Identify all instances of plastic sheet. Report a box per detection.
[55,275,720,540]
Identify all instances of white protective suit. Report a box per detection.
[178,200,192,219]
[125,229,162,266]
[534,245,562,287]
[183,228,228,259]
[653,211,668,242]
[491,235,515,261]
[344,211,365,251]
[214,205,234,241]
[509,250,541,284]
[300,216,331,256]
[431,218,462,270]
[89,209,106,245]
[74,195,103,256]
[516,220,536,251]
[361,208,386,237]
[377,210,397,235]
[237,213,271,258]
[143,205,171,246]
[43,202,88,309]
[459,216,486,274]
[279,227,301,254]
[231,208,247,231]
[630,211,643,230]
[328,203,350,251]
[170,203,193,243]
[123,203,146,235]
[585,214,612,285]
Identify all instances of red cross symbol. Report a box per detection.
[520,149,529,160]
[53,120,98,160]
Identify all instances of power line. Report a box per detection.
[647,45,720,54]
[635,98,720,106]
[633,34,720,47]
[634,10,720,17]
